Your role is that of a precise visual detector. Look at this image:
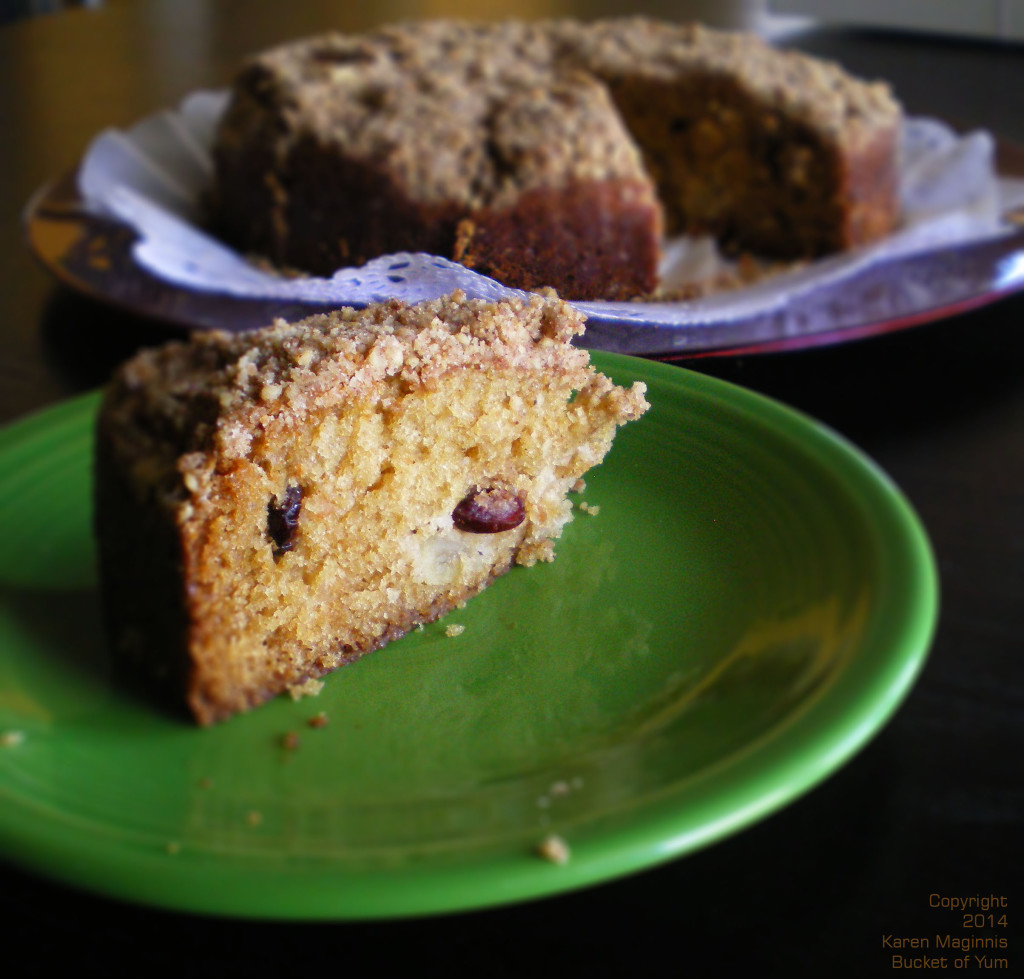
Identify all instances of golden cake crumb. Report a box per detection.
[0,730,24,748]
[288,678,325,700]
[536,834,571,865]
[445,624,466,638]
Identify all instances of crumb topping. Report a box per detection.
[224,17,900,207]
[101,290,597,498]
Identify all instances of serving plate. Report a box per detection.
[24,123,1024,358]
[0,355,937,918]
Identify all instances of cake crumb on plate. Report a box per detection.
[536,833,571,865]
[280,731,301,750]
[288,678,324,700]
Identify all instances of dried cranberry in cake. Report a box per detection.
[452,486,526,534]
[267,485,303,557]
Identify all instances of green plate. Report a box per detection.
[0,355,937,919]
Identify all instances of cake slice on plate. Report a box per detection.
[94,291,649,724]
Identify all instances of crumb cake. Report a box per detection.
[94,291,649,725]
[210,17,903,300]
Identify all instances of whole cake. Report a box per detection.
[94,291,649,725]
[210,17,904,300]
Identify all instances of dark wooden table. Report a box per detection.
[1,3,1020,975]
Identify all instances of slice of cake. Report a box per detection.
[94,291,649,725]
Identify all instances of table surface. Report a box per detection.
[1,2,1021,975]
